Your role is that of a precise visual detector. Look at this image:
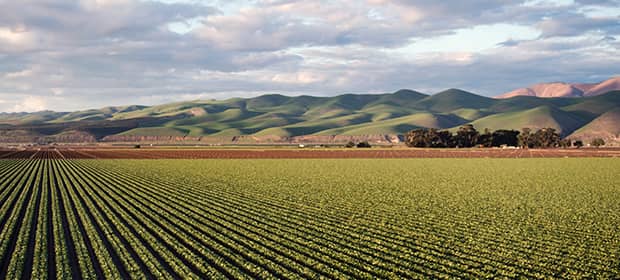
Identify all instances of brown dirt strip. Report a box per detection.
[1,148,618,159]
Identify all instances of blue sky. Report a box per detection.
[0,0,619,112]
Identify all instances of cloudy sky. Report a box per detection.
[0,0,619,112]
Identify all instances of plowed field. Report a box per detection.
[1,147,619,159]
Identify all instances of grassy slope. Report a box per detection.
[561,90,620,118]
[567,108,620,141]
[467,106,588,135]
[316,113,467,135]
[119,127,189,136]
[414,89,496,112]
[0,90,618,138]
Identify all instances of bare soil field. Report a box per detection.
[1,147,619,159]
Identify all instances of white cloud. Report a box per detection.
[4,69,34,79]
[0,27,35,48]
[51,88,64,96]
[271,72,325,84]
[11,96,47,112]
[0,0,618,111]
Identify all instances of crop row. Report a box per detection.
[0,158,618,279]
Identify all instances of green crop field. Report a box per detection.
[0,158,619,279]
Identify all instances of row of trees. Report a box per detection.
[405,125,520,148]
[405,125,605,148]
[345,141,372,148]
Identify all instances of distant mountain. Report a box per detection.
[497,77,620,98]
[1,88,619,145]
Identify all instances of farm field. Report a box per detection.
[0,157,619,279]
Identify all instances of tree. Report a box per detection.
[559,139,572,148]
[532,128,561,148]
[455,124,478,148]
[591,138,605,147]
[345,141,355,148]
[405,128,453,148]
[477,128,493,147]
[405,129,431,147]
[573,140,584,148]
[491,130,520,147]
[433,129,453,148]
[518,128,532,148]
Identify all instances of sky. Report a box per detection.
[0,0,619,112]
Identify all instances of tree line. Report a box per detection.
[405,125,605,148]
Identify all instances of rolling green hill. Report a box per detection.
[0,89,618,143]
[413,89,496,112]
[466,106,588,135]
[317,113,466,135]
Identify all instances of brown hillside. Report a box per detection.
[567,108,620,145]
[497,77,620,98]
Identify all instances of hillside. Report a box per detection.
[567,108,620,145]
[466,106,588,136]
[0,89,619,144]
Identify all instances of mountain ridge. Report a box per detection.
[1,88,619,145]
[497,77,620,98]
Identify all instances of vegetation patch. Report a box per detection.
[0,158,618,278]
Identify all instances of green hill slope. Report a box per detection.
[562,91,620,117]
[316,113,467,135]
[413,89,496,112]
[0,89,618,141]
[467,106,588,136]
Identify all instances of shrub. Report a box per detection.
[590,138,605,147]
[356,141,371,148]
